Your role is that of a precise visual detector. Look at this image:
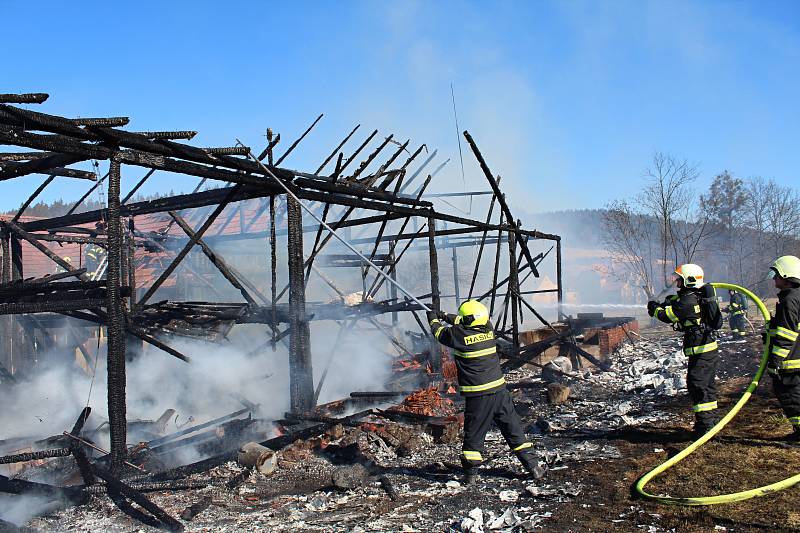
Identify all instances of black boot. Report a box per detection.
[461,467,476,485]
[517,450,546,480]
[692,412,718,438]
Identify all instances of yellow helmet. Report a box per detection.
[674,263,704,288]
[458,299,490,327]
[769,256,800,282]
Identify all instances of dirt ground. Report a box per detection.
[542,327,800,532]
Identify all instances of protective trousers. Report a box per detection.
[461,388,532,468]
[687,350,719,429]
[771,372,800,428]
[730,314,747,336]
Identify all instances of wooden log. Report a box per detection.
[237,442,278,474]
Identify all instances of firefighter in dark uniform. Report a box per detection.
[727,289,748,337]
[85,244,106,279]
[647,264,721,436]
[765,255,800,441]
[426,299,544,483]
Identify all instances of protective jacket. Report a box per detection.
[766,287,800,374]
[653,288,718,356]
[729,293,747,316]
[429,314,505,397]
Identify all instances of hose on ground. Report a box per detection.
[635,282,800,505]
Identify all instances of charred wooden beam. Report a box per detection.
[331,129,378,181]
[315,124,359,174]
[256,129,281,161]
[287,196,314,412]
[168,211,257,305]
[66,171,108,215]
[0,93,48,104]
[106,158,127,474]
[0,151,55,161]
[121,168,156,204]
[203,146,250,156]
[91,464,184,532]
[0,298,107,315]
[0,474,85,503]
[0,153,90,181]
[0,448,72,464]
[146,408,250,449]
[134,130,197,140]
[137,184,244,306]
[0,126,295,188]
[72,117,129,127]
[349,133,392,181]
[463,130,540,277]
[275,113,323,166]
[0,104,285,178]
[4,219,90,281]
[12,174,56,222]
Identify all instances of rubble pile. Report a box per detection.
[11,332,725,531]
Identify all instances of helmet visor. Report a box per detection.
[768,268,777,279]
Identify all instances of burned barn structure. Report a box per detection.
[0,93,648,529]
[0,91,570,478]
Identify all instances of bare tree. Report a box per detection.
[601,199,657,297]
[637,152,700,287]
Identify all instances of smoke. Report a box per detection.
[0,493,68,527]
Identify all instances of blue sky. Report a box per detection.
[2,0,798,214]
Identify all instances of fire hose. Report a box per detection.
[635,282,800,505]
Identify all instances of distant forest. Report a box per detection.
[2,191,177,218]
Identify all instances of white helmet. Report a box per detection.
[675,264,704,288]
[769,256,800,283]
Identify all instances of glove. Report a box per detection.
[437,311,447,321]
[647,301,659,317]
[425,310,438,322]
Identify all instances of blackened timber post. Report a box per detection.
[507,230,520,353]
[1,228,11,374]
[106,157,127,474]
[287,196,314,412]
[10,235,22,281]
[462,131,539,277]
[556,238,563,321]
[427,217,441,373]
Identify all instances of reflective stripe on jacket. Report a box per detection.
[429,315,505,397]
[654,288,718,357]
[766,287,800,373]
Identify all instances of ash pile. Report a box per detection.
[0,331,700,532]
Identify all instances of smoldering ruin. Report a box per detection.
[0,92,732,532]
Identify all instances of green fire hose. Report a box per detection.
[635,282,800,505]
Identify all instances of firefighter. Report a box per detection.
[84,244,106,279]
[647,264,722,436]
[426,300,545,483]
[765,255,800,441]
[726,289,748,337]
